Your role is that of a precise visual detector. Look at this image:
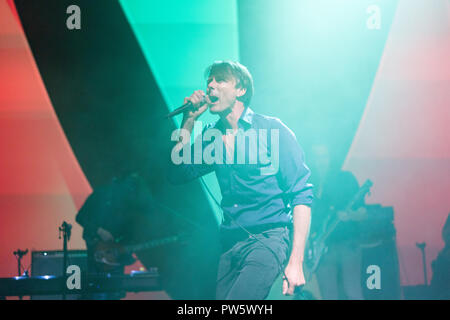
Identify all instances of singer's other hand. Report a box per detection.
[183,90,209,120]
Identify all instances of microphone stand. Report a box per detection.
[416,242,427,285]
[59,221,72,300]
[13,249,28,300]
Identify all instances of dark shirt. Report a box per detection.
[168,107,313,235]
[76,175,154,244]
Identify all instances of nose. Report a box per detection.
[207,78,218,91]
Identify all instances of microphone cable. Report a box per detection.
[199,177,294,293]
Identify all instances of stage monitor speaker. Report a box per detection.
[31,250,88,300]
[360,205,401,300]
[361,238,402,300]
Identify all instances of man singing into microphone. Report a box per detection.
[168,61,313,300]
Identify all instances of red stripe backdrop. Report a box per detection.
[0,0,91,279]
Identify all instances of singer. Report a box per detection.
[167,60,313,300]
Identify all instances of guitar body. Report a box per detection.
[93,241,136,271]
[305,237,328,274]
[92,234,186,272]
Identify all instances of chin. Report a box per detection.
[210,102,235,115]
[209,104,222,114]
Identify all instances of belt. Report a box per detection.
[220,222,290,250]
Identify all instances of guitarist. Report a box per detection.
[75,173,155,298]
[309,144,367,300]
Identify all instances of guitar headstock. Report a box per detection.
[360,179,373,197]
[362,179,373,188]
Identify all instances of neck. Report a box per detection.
[219,102,245,131]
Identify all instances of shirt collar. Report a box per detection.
[214,106,254,131]
[238,107,254,129]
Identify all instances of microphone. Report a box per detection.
[59,221,72,241]
[63,221,72,241]
[13,249,28,257]
[166,96,207,118]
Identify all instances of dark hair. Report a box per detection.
[205,60,254,107]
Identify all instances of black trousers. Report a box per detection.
[216,227,290,300]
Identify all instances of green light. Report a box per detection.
[119,0,241,224]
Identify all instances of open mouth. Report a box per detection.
[209,95,219,104]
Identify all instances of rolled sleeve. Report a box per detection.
[167,126,215,185]
[274,120,313,207]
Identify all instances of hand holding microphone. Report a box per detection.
[166,90,211,119]
[169,90,212,150]
[183,90,210,120]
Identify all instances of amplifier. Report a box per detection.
[361,238,402,300]
[31,250,88,300]
[360,205,401,299]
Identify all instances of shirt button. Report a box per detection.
[233,204,238,208]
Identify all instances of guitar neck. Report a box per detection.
[124,235,180,253]
[318,218,340,242]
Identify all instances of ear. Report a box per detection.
[236,87,246,98]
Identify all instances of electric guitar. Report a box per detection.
[305,179,373,275]
[93,234,187,271]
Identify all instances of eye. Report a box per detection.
[207,76,226,85]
